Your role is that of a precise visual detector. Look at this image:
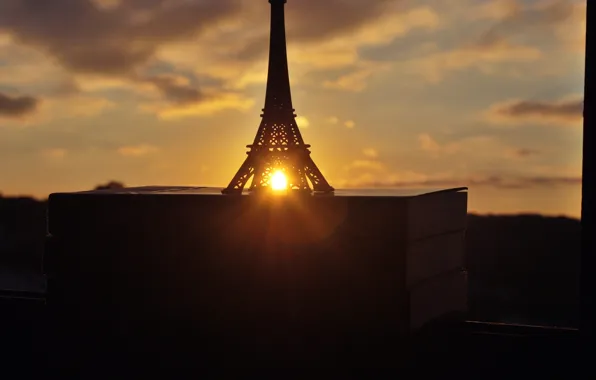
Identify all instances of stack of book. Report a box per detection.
[45,186,468,365]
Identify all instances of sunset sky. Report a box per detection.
[0,0,586,217]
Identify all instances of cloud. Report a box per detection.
[553,1,586,52]
[0,43,68,87]
[326,116,339,125]
[0,0,446,119]
[117,144,159,157]
[345,159,385,172]
[290,4,439,60]
[1,1,429,118]
[0,0,249,120]
[342,148,387,181]
[403,37,542,83]
[41,148,68,160]
[158,2,439,94]
[295,115,310,128]
[350,175,581,190]
[466,0,521,22]
[0,0,243,75]
[0,92,113,127]
[336,169,430,189]
[338,134,580,190]
[322,64,385,92]
[340,147,403,189]
[418,133,441,153]
[285,0,407,43]
[0,0,427,80]
[487,97,583,125]
[324,116,356,129]
[506,148,541,159]
[40,95,115,119]
[71,71,216,108]
[380,0,582,83]
[70,75,138,93]
[362,148,378,159]
[417,133,535,163]
[141,92,254,120]
[0,92,39,118]
[141,74,204,105]
[463,0,582,55]
[287,4,439,90]
[72,71,237,116]
[212,0,410,65]
[418,133,461,156]
[90,0,121,12]
[474,0,575,46]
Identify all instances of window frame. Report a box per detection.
[580,0,594,337]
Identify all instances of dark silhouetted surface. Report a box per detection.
[467,214,580,327]
[0,195,46,271]
[0,295,582,372]
[0,189,583,371]
[0,193,581,326]
[43,186,468,367]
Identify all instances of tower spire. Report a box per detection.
[264,0,293,114]
[222,0,334,195]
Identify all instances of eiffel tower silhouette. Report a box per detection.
[222,0,334,195]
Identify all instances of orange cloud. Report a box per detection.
[0,92,39,119]
[504,148,542,160]
[339,147,432,188]
[295,116,310,128]
[387,0,582,84]
[326,116,339,125]
[90,0,121,11]
[41,148,68,160]
[466,0,521,21]
[41,96,115,119]
[117,144,160,157]
[362,148,379,159]
[323,116,355,128]
[405,39,542,83]
[344,120,356,129]
[156,3,440,93]
[418,133,461,156]
[418,133,441,153]
[552,1,586,52]
[417,133,530,164]
[1,93,113,127]
[142,92,255,120]
[345,160,385,172]
[348,175,581,190]
[486,97,583,126]
[337,170,430,189]
[323,68,373,92]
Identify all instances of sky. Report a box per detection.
[0,0,587,217]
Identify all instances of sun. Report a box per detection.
[270,170,288,191]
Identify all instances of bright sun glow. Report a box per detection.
[270,170,288,191]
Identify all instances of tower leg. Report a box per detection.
[222,155,256,195]
[302,155,335,193]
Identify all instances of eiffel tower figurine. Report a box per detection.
[222,0,334,195]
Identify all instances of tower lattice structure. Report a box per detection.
[222,0,334,195]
